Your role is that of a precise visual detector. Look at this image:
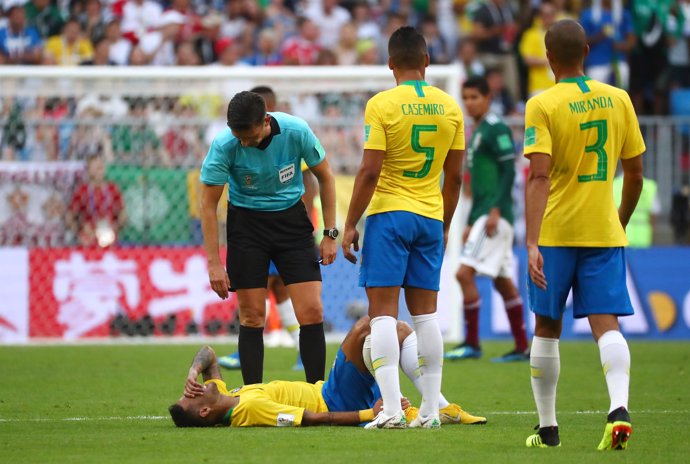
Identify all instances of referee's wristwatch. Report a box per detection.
[323,228,339,239]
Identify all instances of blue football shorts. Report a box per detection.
[527,246,633,319]
[321,347,380,413]
[358,211,444,291]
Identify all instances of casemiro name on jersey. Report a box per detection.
[401,103,446,116]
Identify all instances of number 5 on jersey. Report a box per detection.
[404,124,437,179]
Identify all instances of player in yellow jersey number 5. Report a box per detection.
[523,19,645,450]
[342,26,465,429]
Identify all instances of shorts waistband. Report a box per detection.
[228,199,303,217]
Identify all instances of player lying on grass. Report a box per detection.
[169,316,486,427]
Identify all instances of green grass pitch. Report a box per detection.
[1,340,689,463]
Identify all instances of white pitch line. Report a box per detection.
[1,410,688,423]
[0,415,168,423]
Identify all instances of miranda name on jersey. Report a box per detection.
[568,96,614,114]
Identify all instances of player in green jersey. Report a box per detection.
[444,76,530,363]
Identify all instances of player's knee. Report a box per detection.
[457,266,474,285]
[588,315,620,341]
[351,316,372,337]
[396,321,413,341]
[238,306,266,327]
[294,302,323,325]
[534,316,561,338]
[494,278,517,298]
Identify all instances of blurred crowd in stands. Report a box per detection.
[2,0,690,114]
[1,0,690,245]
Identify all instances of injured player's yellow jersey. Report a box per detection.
[205,379,328,427]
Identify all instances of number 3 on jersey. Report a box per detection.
[578,119,608,183]
[403,124,437,179]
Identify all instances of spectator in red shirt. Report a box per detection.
[67,155,127,248]
[281,16,321,65]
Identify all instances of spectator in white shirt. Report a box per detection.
[136,10,185,66]
[351,1,381,42]
[305,0,351,49]
[104,19,131,65]
[121,0,163,44]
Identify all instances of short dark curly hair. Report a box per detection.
[168,403,209,428]
[463,76,490,96]
[388,26,427,70]
[226,91,266,131]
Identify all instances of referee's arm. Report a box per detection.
[200,183,231,299]
[309,158,338,265]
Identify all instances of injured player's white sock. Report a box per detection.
[530,336,560,427]
[399,331,449,409]
[363,335,374,377]
[411,313,443,418]
[277,299,300,349]
[370,316,403,417]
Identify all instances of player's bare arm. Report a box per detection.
[302,169,318,214]
[342,149,385,263]
[618,155,644,230]
[442,149,464,247]
[302,398,412,426]
[309,158,337,265]
[184,345,222,398]
[200,183,230,299]
[302,408,375,426]
[525,153,551,290]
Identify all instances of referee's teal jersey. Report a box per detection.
[201,112,326,211]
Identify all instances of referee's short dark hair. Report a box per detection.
[388,26,427,70]
[227,91,266,131]
[463,76,490,96]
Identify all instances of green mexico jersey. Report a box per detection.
[467,113,516,225]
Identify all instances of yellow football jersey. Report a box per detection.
[364,81,465,221]
[523,76,646,247]
[205,379,328,427]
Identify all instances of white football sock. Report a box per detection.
[530,336,560,427]
[399,331,423,393]
[277,299,300,349]
[363,335,374,377]
[399,331,449,409]
[598,330,630,414]
[370,316,403,416]
[411,313,443,418]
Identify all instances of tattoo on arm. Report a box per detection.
[191,345,222,381]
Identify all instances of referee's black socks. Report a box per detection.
[299,322,326,383]
[239,325,264,385]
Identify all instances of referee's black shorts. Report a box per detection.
[226,200,321,290]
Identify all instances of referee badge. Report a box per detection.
[278,163,295,184]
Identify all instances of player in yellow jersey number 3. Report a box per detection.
[523,20,645,450]
[342,26,465,429]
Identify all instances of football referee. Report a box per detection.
[200,91,338,385]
